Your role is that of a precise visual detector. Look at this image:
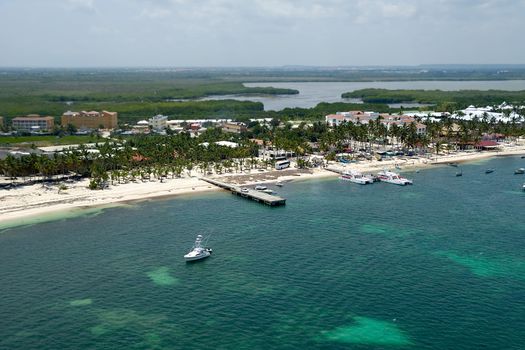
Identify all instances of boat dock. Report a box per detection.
[201,178,286,206]
[325,166,344,175]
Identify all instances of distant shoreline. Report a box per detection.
[1,146,524,229]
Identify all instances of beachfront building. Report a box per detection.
[166,120,184,133]
[415,123,427,135]
[222,122,247,134]
[12,115,55,132]
[148,114,168,131]
[61,110,118,130]
[131,120,150,134]
[452,104,524,123]
[325,111,426,135]
[325,111,379,126]
[475,140,501,150]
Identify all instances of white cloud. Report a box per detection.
[140,6,172,19]
[1,0,525,66]
[66,0,96,11]
[254,0,338,20]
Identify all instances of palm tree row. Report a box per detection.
[1,116,523,188]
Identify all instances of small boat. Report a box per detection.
[521,156,525,159]
[377,170,413,186]
[340,170,374,184]
[514,168,525,175]
[523,183,525,191]
[485,169,495,174]
[456,171,463,177]
[255,185,267,191]
[184,235,212,262]
[449,162,458,167]
[275,181,284,187]
[262,189,273,194]
[241,187,249,193]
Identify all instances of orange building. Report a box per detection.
[61,110,118,130]
[12,115,55,131]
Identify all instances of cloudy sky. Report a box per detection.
[0,0,524,67]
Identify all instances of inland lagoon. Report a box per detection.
[1,156,525,349]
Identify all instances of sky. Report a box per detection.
[0,0,524,67]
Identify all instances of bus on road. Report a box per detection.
[275,160,290,170]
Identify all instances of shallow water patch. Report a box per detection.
[88,308,179,348]
[399,191,423,200]
[69,298,93,307]
[360,223,415,237]
[0,204,120,231]
[321,316,413,346]
[435,251,525,280]
[146,267,179,286]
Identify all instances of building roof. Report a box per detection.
[13,116,54,121]
[476,140,499,147]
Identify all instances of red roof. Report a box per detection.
[132,154,149,162]
[476,140,499,147]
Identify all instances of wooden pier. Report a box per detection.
[201,178,286,206]
[325,166,344,175]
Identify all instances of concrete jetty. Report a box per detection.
[325,166,344,175]
[201,178,286,206]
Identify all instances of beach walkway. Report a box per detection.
[201,177,286,206]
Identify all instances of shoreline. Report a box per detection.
[1,146,524,228]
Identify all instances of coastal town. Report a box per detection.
[3,0,525,348]
[1,101,524,224]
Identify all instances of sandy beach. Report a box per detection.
[1,144,524,225]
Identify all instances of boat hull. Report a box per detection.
[340,175,371,184]
[184,250,211,262]
[379,178,411,186]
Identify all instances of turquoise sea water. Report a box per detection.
[1,156,525,349]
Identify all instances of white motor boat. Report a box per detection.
[255,185,268,191]
[377,170,413,186]
[340,170,374,184]
[184,235,212,262]
[523,183,525,191]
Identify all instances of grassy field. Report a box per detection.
[2,68,525,125]
[0,70,297,122]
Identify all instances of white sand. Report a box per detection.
[1,144,524,224]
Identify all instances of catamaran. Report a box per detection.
[184,235,212,262]
[377,170,413,186]
[340,170,374,184]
